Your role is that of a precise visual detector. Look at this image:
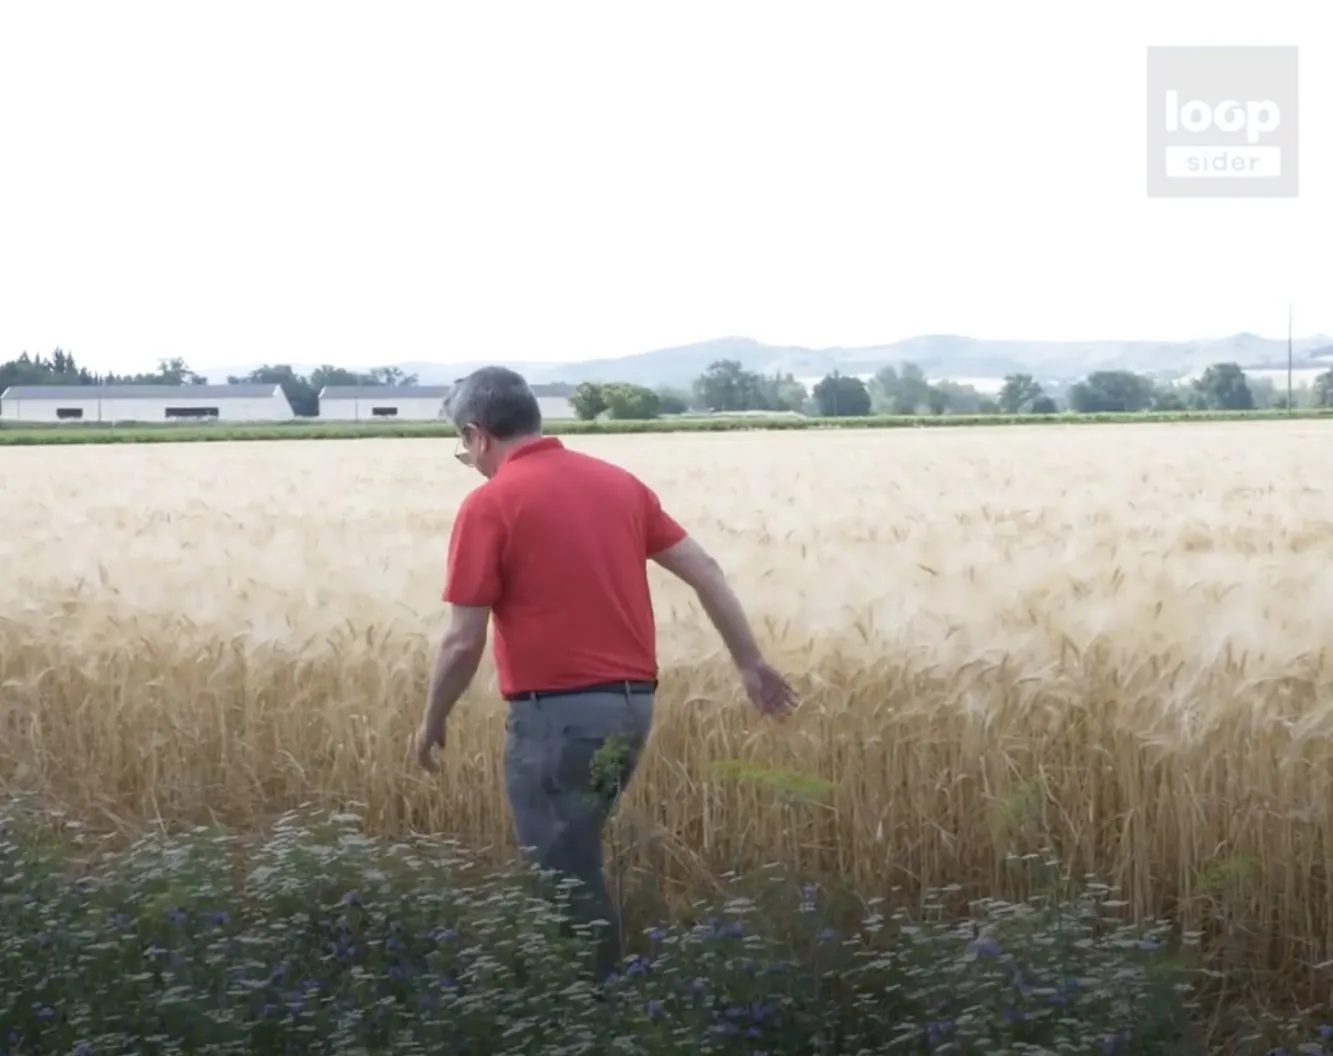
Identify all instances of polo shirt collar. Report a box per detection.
[497,435,563,471]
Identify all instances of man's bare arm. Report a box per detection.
[651,536,763,669]
[422,605,490,734]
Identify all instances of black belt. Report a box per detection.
[503,679,657,703]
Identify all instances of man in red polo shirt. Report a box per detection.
[413,366,796,981]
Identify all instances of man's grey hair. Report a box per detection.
[447,366,543,439]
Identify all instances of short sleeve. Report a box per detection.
[442,489,505,606]
[640,480,687,557]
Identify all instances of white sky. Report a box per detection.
[1,1,1327,375]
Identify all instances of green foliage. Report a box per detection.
[1067,370,1157,413]
[1312,368,1333,408]
[693,359,755,412]
[0,349,208,391]
[1150,385,1188,412]
[226,365,321,417]
[0,348,96,390]
[600,382,661,420]
[998,373,1045,414]
[868,362,997,416]
[0,805,1226,1055]
[691,360,806,413]
[811,373,871,417]
[567,382,665,420]
[588,732,637,807]
[871,363,930,414]
[1191,361,1255,411]
[569,381,609,420]
[308,364,418,390]
[655,389,690,415]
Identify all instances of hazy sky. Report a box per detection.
[1,1,1327,374]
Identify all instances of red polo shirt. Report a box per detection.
[442,436,687,697]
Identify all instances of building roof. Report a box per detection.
[318,385,454,399]
[0,384,280,400]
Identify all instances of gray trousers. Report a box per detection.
[503,685,654,981]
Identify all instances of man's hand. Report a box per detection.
[740,660,798,717]
[414,721,446,773]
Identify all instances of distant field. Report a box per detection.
[1,406,1331,444]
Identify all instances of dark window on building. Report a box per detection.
[371,406,399,417]
[56,407,84,420]
[165,407,219,419]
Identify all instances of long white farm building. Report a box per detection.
[318,385,453,421]
[318,384,576,422]
[0,384,294,423]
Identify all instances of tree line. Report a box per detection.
[569,358,1333,420]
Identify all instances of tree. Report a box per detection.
[654,389,690,415]
[811,372,871,417]
[0,350,221,391]
[1066,370,1155,413]
[1030,394,1058,414]
[1191,362,1254,411]
[600,383,660,420]
[693,359,768,412]
[871,362,933,415]
[367,366,418,386]
[0,349,99,390]
[309,366,374,390]
[997,373,1044,414]
[1148,383,1187,411]
[569,382,608,420]
[146,357,208,386]
[1312,369,1333,407]
[227,365,318,416]
[929,380,987,415]
[1246,376,1278,409]
[754,371,807,412]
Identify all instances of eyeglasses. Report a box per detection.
[454,425,475,467]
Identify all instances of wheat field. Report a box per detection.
[5,422,1333,976]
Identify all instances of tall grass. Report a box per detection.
[5,423,1333,1010]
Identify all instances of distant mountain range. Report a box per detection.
[201,332,1333,390]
